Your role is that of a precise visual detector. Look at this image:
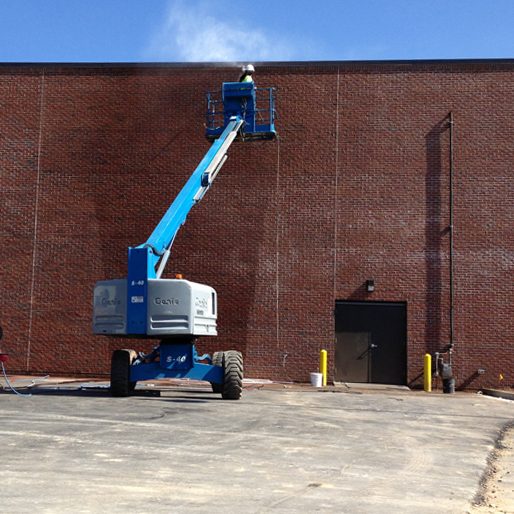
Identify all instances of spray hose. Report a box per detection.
[1,361,32,398]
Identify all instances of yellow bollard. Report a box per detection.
[424,353,432,392]
[320,349,328,387]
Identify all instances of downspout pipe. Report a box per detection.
[431,113,456,394]
[448,112,455,359]
[439,111,456,394]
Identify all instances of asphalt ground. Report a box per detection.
[1,379,513,513]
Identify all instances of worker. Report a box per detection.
[239,64,255,83]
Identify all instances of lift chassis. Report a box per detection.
[93,80,276,398]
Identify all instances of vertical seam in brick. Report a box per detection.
[26,69,45,372]
[333,67,341,300]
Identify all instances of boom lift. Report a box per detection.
[93,79,276,398]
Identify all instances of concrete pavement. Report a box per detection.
[1,380,513,513]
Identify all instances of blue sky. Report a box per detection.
[1,0,513,62]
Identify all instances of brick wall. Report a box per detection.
[0,61,512,389]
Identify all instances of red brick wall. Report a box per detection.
[1,61,512,389]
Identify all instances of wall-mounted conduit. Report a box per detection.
[448,112,455,353]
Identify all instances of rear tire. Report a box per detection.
[111,349,137,397]
[222,350,243,400]
[210,351,223,393]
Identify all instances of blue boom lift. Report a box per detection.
[93,78,276,398]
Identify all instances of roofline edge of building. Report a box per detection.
[1,58,514,70]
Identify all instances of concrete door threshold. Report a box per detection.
[334,382,411,391]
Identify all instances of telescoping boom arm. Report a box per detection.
[136,115,244,280]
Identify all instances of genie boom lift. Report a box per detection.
[93,79,276,398]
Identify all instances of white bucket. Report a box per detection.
[310,372,323,387]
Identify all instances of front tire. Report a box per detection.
[222,350,243,400]
[111,349,137,397]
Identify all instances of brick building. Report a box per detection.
[1,60,512,389]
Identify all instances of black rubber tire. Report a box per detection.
[221,350,243,400]
[210,351,224,393]
[110,349,137,397]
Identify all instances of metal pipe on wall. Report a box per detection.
[448,112,455,360]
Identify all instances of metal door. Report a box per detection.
[335,332,372,382]
[334,301,407,385]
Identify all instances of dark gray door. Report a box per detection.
[335,332,372,382]
[334,301,407,385]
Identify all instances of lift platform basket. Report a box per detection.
[206,82,277,141]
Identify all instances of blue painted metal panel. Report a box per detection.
[223,82,256,132]
[130,360,224,383]
[126,247,154,334]
[160,343,194,370]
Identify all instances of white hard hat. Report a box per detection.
[242,64,255,74]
